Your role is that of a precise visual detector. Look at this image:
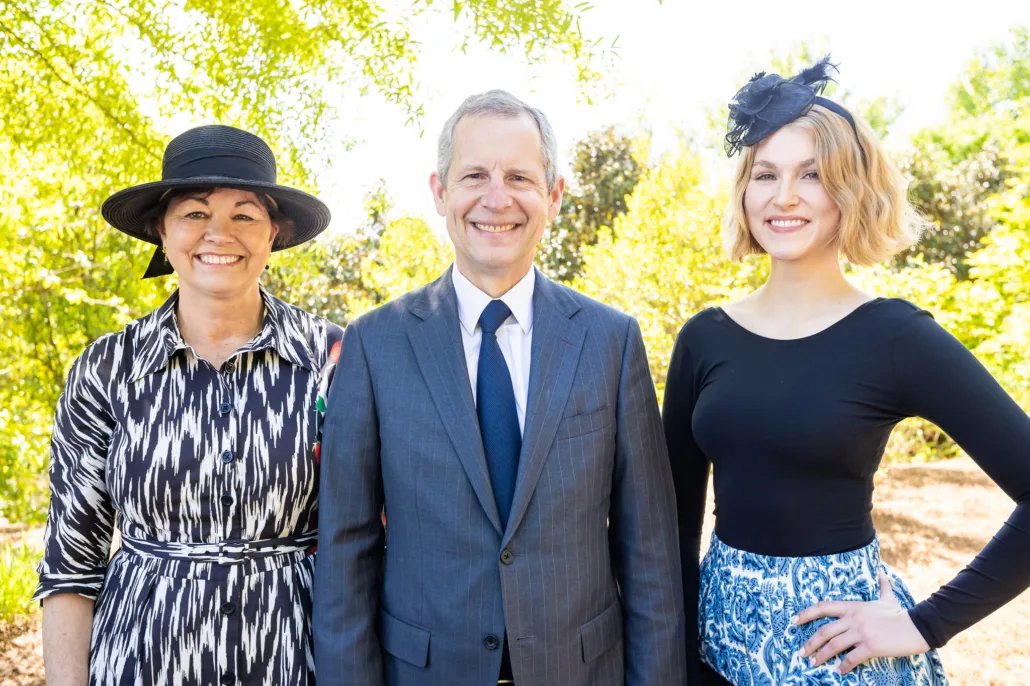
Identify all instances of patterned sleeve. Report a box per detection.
[33,337,119,603]
[313,324,344,465]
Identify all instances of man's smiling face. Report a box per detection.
[430,113,563,284]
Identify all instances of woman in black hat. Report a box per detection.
[34,125,343,685]
[665,57,1030,685]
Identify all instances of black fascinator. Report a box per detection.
[724,55,859,157]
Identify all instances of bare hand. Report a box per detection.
[793,570,931,675]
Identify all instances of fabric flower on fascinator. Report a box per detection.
[724,55,849,157]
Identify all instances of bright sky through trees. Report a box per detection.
[293,0,1030,230]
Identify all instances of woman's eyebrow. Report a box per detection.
[754,158,816,169]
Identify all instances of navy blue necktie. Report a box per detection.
[477,300,521,528]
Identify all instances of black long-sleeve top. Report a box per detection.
[663,298,1030,680]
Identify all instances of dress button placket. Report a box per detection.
[217,356,242,683]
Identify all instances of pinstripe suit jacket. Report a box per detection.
[314,267,686,686]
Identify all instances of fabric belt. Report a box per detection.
[120,530,317,565]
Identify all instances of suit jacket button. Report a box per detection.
[483,635,500,650]
[500,549,514,565]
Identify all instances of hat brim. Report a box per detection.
[101,177,331,251]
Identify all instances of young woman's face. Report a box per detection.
[158,188,279,298]
[743,124,841,263]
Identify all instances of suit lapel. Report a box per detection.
[407,268,503,535]
[504,273,585,544]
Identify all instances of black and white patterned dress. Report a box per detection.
[34,288,343,686]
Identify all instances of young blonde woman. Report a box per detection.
[664,58,1030,684]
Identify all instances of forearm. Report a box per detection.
[910,499,1030,647]
[42,594,94,686]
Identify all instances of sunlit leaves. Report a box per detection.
[536,126,644,282]
[572,148,766,397]
[0,0,604,522]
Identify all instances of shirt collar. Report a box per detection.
[452,264,535,337]
[129,286,316,382]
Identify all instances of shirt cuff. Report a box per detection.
[908,604,946,650]
[32,573,105,605]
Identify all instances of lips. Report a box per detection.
[195,254,243,265]
[470,221,520,233]
[767,217,809,233]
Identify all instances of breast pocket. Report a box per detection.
[554,405,612,442]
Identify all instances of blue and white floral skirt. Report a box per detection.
[698,532,949,685]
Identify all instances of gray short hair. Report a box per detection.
[437,89,560,191]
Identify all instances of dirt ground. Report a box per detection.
[2,457,1028,684]
[871,459,1030,684]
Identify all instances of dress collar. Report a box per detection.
[129,286,316,381]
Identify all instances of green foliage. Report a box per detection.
[894,131,1007,277]
[949,26,1030,118]
[349,216,453,317]
[264,184,452,325]
[5,6,1030,526]
[853,96,903,140]
[264,234,379,327]
[0,541,39,622]
[537,126,645,282]
[893,27,1030,276]
[0,0,605,523]
[573,148,766,396]
[964,175,1030,410]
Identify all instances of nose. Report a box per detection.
[774,177,799,209]
[203,213,235,244]
[481,173,513,211]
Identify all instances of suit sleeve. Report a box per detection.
[314,322,386,685]
[608,317,688,685]
[892,309,1030,648]
[662,323,710,684]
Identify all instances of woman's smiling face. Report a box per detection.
[744,124,842,263]
[158,187,279,298]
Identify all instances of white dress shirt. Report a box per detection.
[452,265,535,435]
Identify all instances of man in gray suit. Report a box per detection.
[314,90,686,686]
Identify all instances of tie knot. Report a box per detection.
[479,300,512,335]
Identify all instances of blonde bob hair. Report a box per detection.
[722,105,924,265]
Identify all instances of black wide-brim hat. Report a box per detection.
[101,125,331,277]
